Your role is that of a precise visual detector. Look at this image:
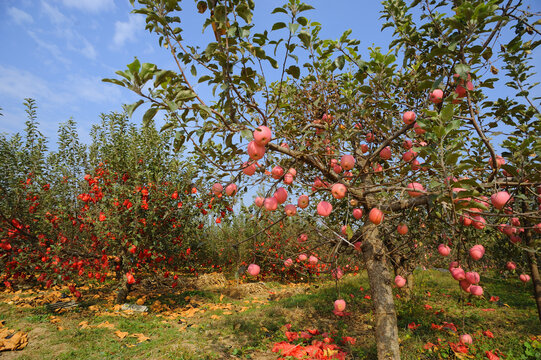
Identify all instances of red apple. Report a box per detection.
[317,201,333,217]
[369,208,384,225]
[403,111,416,125]
[253,125,272,146]
[341,155,355,170]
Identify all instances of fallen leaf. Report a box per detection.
[210,315,221,320]
[79,321,90,329]
[0,324,28,351]
[115,330,129,339]
[130,333,150,343]
[219,294,224,302]
[96,321,115,329]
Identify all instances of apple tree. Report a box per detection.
[105,0,540,358]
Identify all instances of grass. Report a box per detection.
[0,270,538,359]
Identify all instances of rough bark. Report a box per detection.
[524,227,541,324]
[361,224,401,360]
[115,278,132,304]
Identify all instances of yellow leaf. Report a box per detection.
[219,294,224,302]
[131,333,150,343]
[96,321,115,329]
[79,321,90,329]
[210,315,221,320]
[115,330,129,339]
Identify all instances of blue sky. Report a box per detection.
[0,0,389,146]
[0,0,539,147]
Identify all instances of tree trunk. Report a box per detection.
[115,278,132,304]
[361,224,401,360]
[524,227,541,324]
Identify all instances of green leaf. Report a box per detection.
[272,22,286,31]
[454,64,471,78]
[286,65,300,79]
[297,16,308,26]
[173,132,185,152]
[440,103,455,122]
[240,129,252,140]
[288,23,299,34]
[334,55,345,70]
[143,107,158,125]
[125,100,145,118]
[102,78,126,87]
[160,122,176,132]
[175,89,197,101]
[271,7,288,14]
[127,57,141,74]
[298,31,311,47]
[236,3,253,23]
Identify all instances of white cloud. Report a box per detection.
[0,65,124,108]
[7,7,34,25]
[37,2,98,60]
[61,0,114,13]
[41,1,70,26]
[0,65,60,104]
[27,31,71,65]
[113,14,145,47]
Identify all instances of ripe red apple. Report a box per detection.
[430,89,444,104]
[341,155,355,170]
[366,132,375,142]
[369,208,384,225]
[288,168,297,177]
[247,141,266,160]
[242,162,256,176]
[253,125,272,146]
[373,163,383,173]
[225,183,237,196]
[407,182,425,197]
[397,224,408,235]
[379,146,392,160]
[317,201,333,217]
[506,261,516,271]
[455,85,467,98]
[126,273,135,284]
[298,233,308,242]
[247,264,260,276]
[470,285,483,296]
[298,195,309,209]
[402,151,415,162]
[331,183,347,199]
[353,208,363,220]
[361,144,369,153]
[451,267,466,281]
[264,197,278,211]
[284,173,294,184]
[255,197,264,207]
[403,111,416,125]
[519,274,531,283]
[472,215,486,230]
[332,267,344,280]
[459,279,471,293]
[469,245,485,261]
[284,258,293,267]
[271,166,284,179]
[212,183,223,195]
[394,275,406,288]
[284,204,297,216]
[403,139,413,150]
[274,187,288,204]
[411,159,420,171]
[491,191,511,210]
[488,155,505,169]
[438,244,451,257]
[465,271,480,284]
[460,334,473,344]
[333,164,343,173]
[309,255,318,265]
[298,254,307,261]
[413,122,426,135]
[334,299,346,312]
